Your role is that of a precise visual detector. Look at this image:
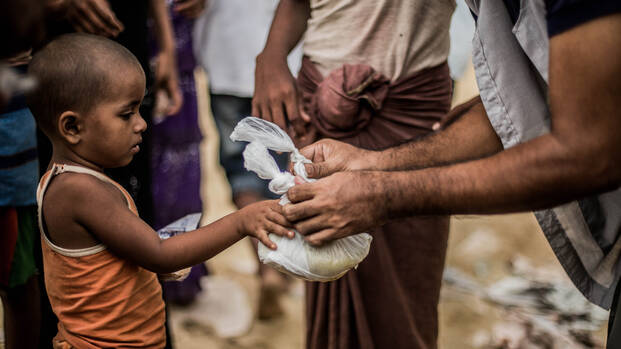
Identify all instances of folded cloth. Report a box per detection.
[297,56,453,149]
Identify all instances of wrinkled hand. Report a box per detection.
[241,200,295,250]
[253,52,310,137]
[284,171,386,245]
[293,139,374,179]
[173,0,206,19]
[153,52,183,116]
[66,0,124,37]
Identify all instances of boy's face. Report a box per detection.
[78,64,146,168]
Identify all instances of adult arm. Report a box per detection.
[149,0,183,116]
[253,0,310,136]
[63,0,124,38]
[297,96,502,178]
[286,13,621,244]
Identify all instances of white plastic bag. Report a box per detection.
[230,117,372,282]
[157,213,202,281]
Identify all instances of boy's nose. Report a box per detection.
[134,113,147,133]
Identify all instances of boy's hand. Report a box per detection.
[239,200,295,250]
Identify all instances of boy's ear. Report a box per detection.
[58,111,82,145]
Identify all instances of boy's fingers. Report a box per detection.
[266,221,295,239]
[256,229,277,250]
[267,210,293,229]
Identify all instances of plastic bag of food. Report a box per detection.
[230,117,372,282]
[157,213,202,281]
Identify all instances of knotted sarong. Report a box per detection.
[297,56,452,349]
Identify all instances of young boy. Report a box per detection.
[26,33,293,348]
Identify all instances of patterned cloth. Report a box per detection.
[0,105,38,206]
[0,206,38,288]
[0,94,40,289]
[151,8,206,304]
[299,58,453,349]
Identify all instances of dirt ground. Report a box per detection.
[0,64,608,349]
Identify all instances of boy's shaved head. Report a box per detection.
[27,33,144,137]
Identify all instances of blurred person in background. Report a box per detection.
[193,0,303,320]
[150,0,209,308]
[0,1,46,348]
[253,0,458,347]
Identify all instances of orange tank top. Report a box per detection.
[37,164,166,349]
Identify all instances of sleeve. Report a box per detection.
[546,0,621,37]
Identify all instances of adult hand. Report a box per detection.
[65,0,124,38]
[173,0,206,19]
[253,52,310,137]
[283,171,386,245]
[153,51,183,116]
[294,139,376,179]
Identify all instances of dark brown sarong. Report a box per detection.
[296,57,452,349]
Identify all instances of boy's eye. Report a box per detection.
[119,112,133,119]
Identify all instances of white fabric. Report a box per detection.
[448,0,475,80]
[193,0,303,97]
[230,117,373,282]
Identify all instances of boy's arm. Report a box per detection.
[70,177,292,273]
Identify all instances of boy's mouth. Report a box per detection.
[131,139,142,153]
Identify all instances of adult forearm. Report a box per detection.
[380,133,620,218]
[258,0,309,60]
[149,0,175,54]
[373,97,503,171]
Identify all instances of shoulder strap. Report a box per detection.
[54,164,138,214]
[36,163,137,257]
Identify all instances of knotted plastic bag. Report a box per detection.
[230,117,372,282]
